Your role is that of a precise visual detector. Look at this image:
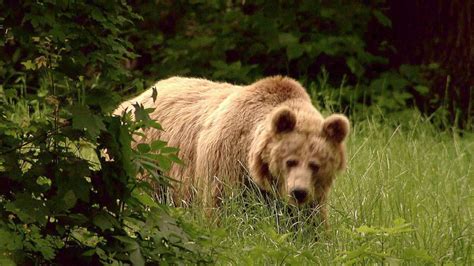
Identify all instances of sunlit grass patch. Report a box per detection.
[187,112,473,264]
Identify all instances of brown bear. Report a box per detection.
[114,76,350,222]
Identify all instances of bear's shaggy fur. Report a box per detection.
[114,76,350,222]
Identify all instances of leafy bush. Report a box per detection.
[130,1,388,83]
[0,1,210,264]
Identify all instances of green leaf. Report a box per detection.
[0,228,23,251]
[114,236,145,265]
[71,227,104,247]
[414,85,429,95]
[82,249,96,257]
[384,218,413,234]
[167,154,183,165]
[16,224,64,261]
[160,147,179,154]
[188,36,216,48]
[156,154,172,171]
[355,225,380,235]
[91,7,105,22]
[119,124,135,178]
[427,62,440,69]
[95,247,109,261]
[399,64,421,82]
[346,57,365,77]
[21,60,36,70]
[67,214,89,225]
[150,140,167,150]
[286,43,304,60]
[5,193,49,225]
[0,257,16,266]
[36,176,52,187]
[133,103,151,121]
[144,119,163,130]
[71,105,106,139]
[136,143,151,153]
[93,211,118,231]
[373,10,392,28]
[113,236,142,255]
[320,8,336,18]
[54,162,91,204]
[278,33,298,46]
[130,248,145,266]
[62,190,77,210]
[401,247,434,262]
[131,187,158,208]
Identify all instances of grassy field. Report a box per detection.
[184,112,473,265]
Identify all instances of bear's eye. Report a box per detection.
[309,162,320,173]
[286,160,299,168]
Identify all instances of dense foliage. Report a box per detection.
[0,1,210,264]
[128,0,466,127]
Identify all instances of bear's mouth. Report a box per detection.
[287,196,310,207]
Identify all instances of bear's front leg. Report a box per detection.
[194,129,229,217]
[313,192,330,229]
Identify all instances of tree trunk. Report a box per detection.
[388,0,473,128]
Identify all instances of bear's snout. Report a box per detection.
[291,188,309,204]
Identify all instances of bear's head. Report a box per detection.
[249,105,350,206]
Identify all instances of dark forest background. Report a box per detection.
[125,0,472,128]
[0,1,472,264]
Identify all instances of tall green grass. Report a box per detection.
[184,112,473,264]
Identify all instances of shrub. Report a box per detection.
[0,1,210,264]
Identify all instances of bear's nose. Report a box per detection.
[291,189,308,204]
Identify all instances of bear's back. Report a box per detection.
[114,77,243,202]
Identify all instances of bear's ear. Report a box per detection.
[323,114,350,143]
[271,107,296,133]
